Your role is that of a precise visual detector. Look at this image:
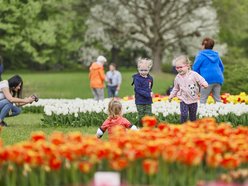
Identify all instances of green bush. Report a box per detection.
[161,63,174,73]
[222,52,248,94]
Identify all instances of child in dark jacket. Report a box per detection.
[132,57,153,127]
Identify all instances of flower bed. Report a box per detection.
[23,92,248,114]
[40,99,248,127]
[0,118,247,186]
[22,93,248,127]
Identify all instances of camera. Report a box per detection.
[31,94,39,102]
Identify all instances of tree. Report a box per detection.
[85,0,218,72]
[0,0,89,70]
[213,0,248,93]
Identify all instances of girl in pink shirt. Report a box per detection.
[96,99,137,138]
[169,55,208,123]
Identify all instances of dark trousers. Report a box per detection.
[180,101,198,124]
[107,85,118,97]
[136,104,152,127]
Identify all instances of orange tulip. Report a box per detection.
[110,157,129,171]
[142,159,158,175]
[206,153,222,168]
[67,132,83,143]
[141,116,157,128]
[78,161,93,173]
[49,156,62,170]
[220,154,240,169]
[178,147,204,166]
[49,132,65,146]
[31,131,46,142]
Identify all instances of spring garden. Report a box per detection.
[1,1,248,186]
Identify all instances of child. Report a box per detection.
[96,99,137,138]
[168,55,208,124]
[132,57,153,127]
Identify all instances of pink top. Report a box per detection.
[169,70,208,104]
[100,116,132,135]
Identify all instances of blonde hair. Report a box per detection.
[172,55,191,66]
[136,57,153,70]
[108,99,122,118]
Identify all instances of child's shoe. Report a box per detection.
[0,121,8,127]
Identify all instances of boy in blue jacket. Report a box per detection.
[192,37,224,104]
[132,57,153,127]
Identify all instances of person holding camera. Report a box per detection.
[105,63,122,97]
[0,74,36,127]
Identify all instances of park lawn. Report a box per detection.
[1,113,98,145]
[2,71,175,99]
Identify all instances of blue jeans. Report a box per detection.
[107,85,118,97]
[0,99,21,121]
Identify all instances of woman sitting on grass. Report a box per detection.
[0,75,35,127]
[96,99,138,138]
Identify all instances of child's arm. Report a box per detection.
[123,118,138,130]
[96,119,109,138]
[192,55,203,74]
[168,78,179,101]
[195,72,208,88]
[96,128,105,138]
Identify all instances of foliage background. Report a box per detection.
[0,0,248,93]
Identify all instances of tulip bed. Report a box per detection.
[23,94,248,127]
[0,117,247,186]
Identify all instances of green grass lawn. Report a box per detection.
[1,71,174,145]
[2,71,175,98]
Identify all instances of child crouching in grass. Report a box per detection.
[96,99,138,138]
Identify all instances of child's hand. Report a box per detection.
[202,84,208,89]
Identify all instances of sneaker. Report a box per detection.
[0,121,7,127]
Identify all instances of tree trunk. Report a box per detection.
[151,45,163,73]
[111,45,119,65]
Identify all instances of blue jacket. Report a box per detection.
[132,73,153,105]
[192,49,224,85]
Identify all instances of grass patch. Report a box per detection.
[1,114,97,145]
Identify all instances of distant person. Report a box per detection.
[0,56,3,81]
[169,55,208,124]
[132,57,153,127]
[0,75,36,126]
[105,63,122,97]
[96,99,137,138]
[89,55,107,101]
[192,37,224,104]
